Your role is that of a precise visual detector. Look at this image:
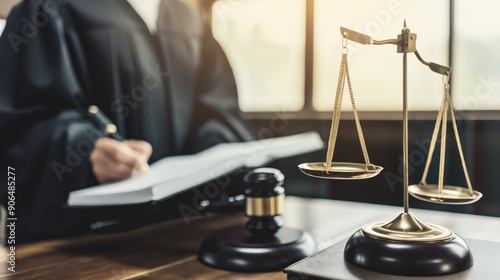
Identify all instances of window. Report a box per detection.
[313,0,449,111]
[211,0,497,114]
[452,0,500,111]
[212,0,306,112]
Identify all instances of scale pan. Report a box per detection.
[298,162,383,180]
[409,184,482,205]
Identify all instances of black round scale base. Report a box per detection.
[344,229,473,276]
[198,225,316,272]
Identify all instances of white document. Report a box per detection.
[67,131,324,206]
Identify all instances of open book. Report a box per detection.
[67,131,324,207]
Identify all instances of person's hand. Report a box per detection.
[90,138,152,184]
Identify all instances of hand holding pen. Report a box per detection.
[87,106,152,184]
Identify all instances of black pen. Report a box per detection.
[87,105,150,173]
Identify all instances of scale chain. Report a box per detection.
[447,88,474,195]
[438,87,449,195]
[325,53,347,171]
[325,47,372,172]
[419,77,474,196]
[420,86,446,185]
[345,57,372,167]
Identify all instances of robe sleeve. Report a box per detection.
[187,23,255,152]
[0,1,99,242]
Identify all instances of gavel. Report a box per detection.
[244,167,285,239]
[198,167,316,272]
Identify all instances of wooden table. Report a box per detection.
[2,197,500,279]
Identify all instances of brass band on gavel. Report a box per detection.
[246,194,285,217]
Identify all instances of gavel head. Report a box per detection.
[243,168,285,240]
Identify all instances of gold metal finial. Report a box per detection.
[104,124,118,135]
[88,105,99,115]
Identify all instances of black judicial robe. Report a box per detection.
[0,0,254,243]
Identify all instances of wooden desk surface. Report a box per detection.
[2,197,500,280]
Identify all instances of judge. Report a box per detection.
[0,0,254,243]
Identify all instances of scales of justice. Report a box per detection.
[298,21,483,276]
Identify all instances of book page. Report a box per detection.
[67,131,324,206]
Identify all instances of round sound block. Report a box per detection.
[344,229,473,276]
[198,225,316,272]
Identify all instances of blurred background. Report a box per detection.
[1,0,499,217]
